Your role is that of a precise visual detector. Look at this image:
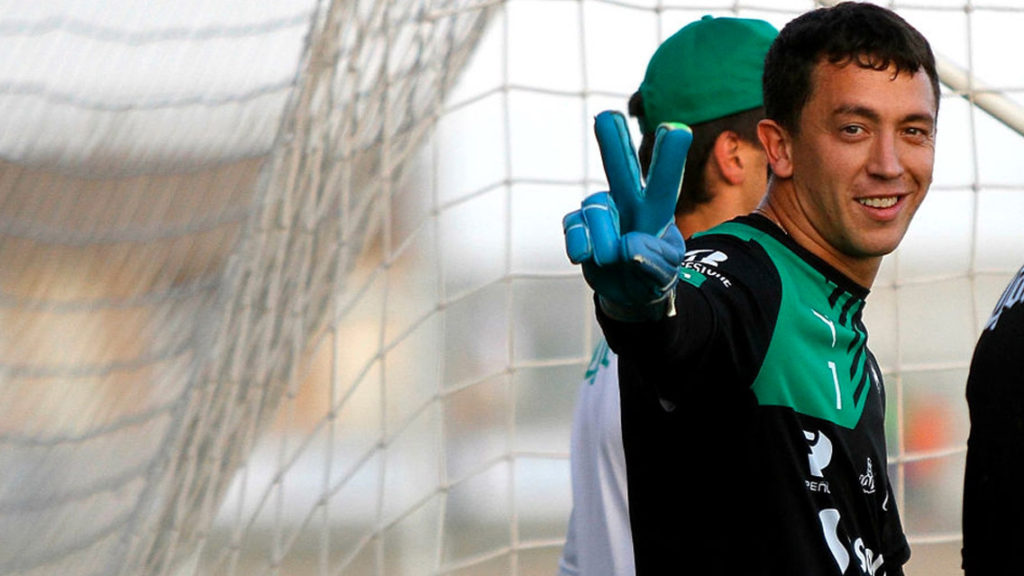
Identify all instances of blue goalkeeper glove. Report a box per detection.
[563,110,692,320]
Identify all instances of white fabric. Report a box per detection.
[558,341,635,576]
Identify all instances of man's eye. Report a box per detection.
[840,125,863,135]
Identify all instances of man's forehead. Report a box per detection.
[809,59,938,116]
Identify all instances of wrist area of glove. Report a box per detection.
[597,287,677,322]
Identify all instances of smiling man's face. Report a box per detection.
[771,58,937,283]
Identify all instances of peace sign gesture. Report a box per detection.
[563,111,692,319]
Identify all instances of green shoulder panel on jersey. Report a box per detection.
[710,221,873,429]
[677,266,709,288]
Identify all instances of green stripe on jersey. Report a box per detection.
[713,222,872,429]
[678,266,709,288]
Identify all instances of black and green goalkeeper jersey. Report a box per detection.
[599,214,909,576]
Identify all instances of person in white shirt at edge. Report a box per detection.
[558,15,778,576]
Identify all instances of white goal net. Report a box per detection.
[0,1,1022,575]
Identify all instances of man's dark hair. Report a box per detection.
[629,92,763,217]
[763,1,940,133]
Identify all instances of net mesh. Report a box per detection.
[0,0,1022,575]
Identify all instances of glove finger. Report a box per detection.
[594,110,642,231]
[563,210,593,264]
[638,122,692,235]
[622,231,684,292]
[581,192,622,267]
[658,222,687,257]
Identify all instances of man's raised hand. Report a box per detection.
[562,111,692,320]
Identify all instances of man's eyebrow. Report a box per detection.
[833,104,879,123]
[902,112,936,127]
[833,104,935,126]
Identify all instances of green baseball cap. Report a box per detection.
[638,15,778,133]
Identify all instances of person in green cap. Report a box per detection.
[563,2,937,574]
[558,15,777,576]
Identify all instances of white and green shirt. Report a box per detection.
[559,341,635,576]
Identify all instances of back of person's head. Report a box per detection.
[630,16,778,215]
[763,1,939,134]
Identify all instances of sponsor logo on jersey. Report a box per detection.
[860,457,877,495]
[679,249,732,288]
[809,431,886,575]
[854,538,885,575]
[683,249,728,267]
[820,509,887,575]
[804,429,832,494]
[820,509,849,572]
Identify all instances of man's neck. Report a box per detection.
[676,197,750,240]
[756,197,881,288]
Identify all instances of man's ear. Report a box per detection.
[711,130,745,186]
[757,119,793,178]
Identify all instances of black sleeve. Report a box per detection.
[962,265,1024,574]
[596,233,782,405]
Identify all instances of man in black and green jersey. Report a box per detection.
[562,2,939,574]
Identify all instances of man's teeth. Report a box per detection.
[858,197,898,209]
